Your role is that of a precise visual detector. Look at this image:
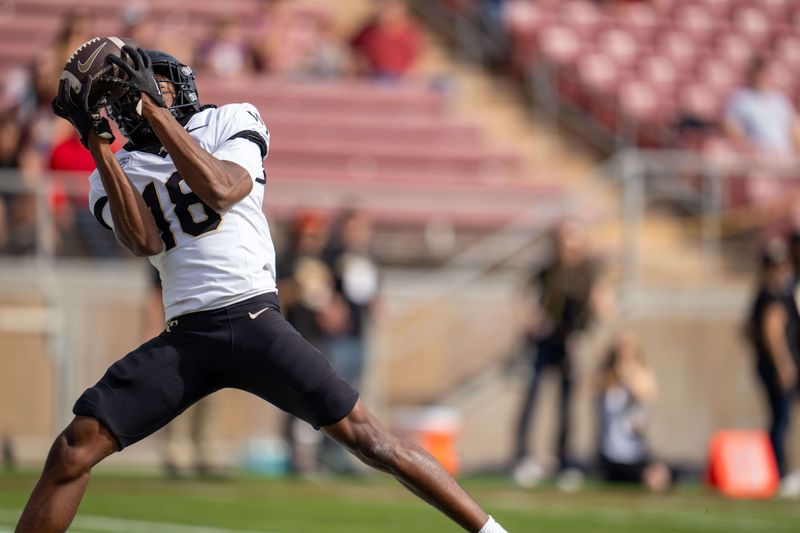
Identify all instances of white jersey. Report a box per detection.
[88,103,277,320]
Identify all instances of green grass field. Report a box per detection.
[0,471,797,532]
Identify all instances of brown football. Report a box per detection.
[59,36,138,110]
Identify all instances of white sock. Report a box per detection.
[478,516,509,533]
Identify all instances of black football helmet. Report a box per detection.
[106,50,202,148]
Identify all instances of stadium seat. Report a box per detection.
[577,53,619,97]
[700,0,736,19]
[598,28,639,68]
[716,32,755,71]
[638,55,680,95]
[733,6,772,47]
[773,34,800,69]
[617,80,662,124]
[697,58,739,93]
[618,2,659,42]
[538,25,583,65]
[502,0,547,35]
[757,0,792,22]
[558,0,603,37]
[678,83,723,123]
[767,60,795,95]
[658,30,700,72]
[675,5,716,44]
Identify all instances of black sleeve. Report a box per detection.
[227,130,268,159]
[92,196,113,231]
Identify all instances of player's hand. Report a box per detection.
[52,77,115,148]
[104,45,166,113]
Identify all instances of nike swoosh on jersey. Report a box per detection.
[187,125,208,133]
[248,307,270,319]
[77,42,107,73]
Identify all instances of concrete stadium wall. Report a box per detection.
[0,261,797,475]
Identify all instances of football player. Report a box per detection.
[15,45,509,533]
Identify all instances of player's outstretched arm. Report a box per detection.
[88,133,163,256]
[141,97,253,212]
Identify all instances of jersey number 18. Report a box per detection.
[142,172,221,251]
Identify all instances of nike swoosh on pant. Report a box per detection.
[248,307,270,319]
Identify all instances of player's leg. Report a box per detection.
[556,359,574,469]
[17,331,220,533]
[231,294,507,533]
[513,345,546,462]
[15,416,117,533]
[323,400,495,532]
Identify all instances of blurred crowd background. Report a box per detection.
[1,0,800,499]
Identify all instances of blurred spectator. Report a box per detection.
[277,212,336,351]
[48,132,95,173]
[351,0,422,79]
[513,221,607,483]
[316,210,380,475]
[725,58,800,155]
[5,192,40,255]
[0,199,7,253]
[745,239,798,479]
[0,115,39,255]
[310,17,354,79]
[277,212,336,474]
[596,332,671,492]
[48,131,115,257]
[786,229,800,387]
[0,115,23,170]
[323,210,380,390]
[256,6,350,79]
[195,17,256,78]
[53,10,92,70]
[2,435,15,472]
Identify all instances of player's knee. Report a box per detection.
[46,419,113,482]
[47,435,94,481]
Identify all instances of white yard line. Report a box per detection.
[0,509,276,533]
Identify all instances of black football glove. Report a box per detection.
[52,76,115,148]
[104,45,166,113]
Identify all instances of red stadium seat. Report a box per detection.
[716,33,755,71]
[675,5,716,44]
[502,0,548,35]
[758,0,792,22]
[733,6,772,47]
[618,2,659,42]
[697,59,739,93]
[577,52,619,97]
[699,0,736,19]
[679,83,723,122]
[658,30,699,72]
[538,25,583,65]
[768,61,795,95]
[639,55,680,95]
[598,28,639,68]
[558,0,603,37]
[773,34,800,70]
[618,80,662,123]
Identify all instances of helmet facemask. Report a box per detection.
[106,50,201,148]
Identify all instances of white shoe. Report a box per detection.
[557,468,584,493]
[779,470,800,498]
[512,457,545,488]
